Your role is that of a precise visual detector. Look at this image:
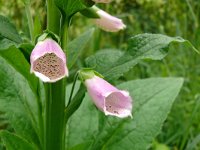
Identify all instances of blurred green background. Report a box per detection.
[0,0,200,149]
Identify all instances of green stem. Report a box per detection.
[47,0,61,34]
[44,0,66,150]
[25,4,34,42]
[61,17,69,53]
[65,84,86,123]
[67,73,79,107]
[44,80,66,150]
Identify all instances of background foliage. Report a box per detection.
[0,0,200,149]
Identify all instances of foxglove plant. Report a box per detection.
[0,0,192,150]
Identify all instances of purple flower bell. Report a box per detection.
[94,9,126,32]
[30,38,68,82]
[82,72,132,118]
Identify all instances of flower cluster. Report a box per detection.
[30,2,132,118]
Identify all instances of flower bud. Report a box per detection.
[84,75,132,118]
[30,38,68,82]
[94,9,126,32]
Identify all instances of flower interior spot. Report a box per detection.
[105,93,123,115]
[33,53,65,80]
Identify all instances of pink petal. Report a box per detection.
[104,91,132,118]
[30,38,68,82]
[94,10,126,32]
[85,75,133,118]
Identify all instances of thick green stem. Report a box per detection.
[44,80,66,150]
[61,18,69,53]
[44,0,66,150]
[25,4,34,42]
[47,0,60,34]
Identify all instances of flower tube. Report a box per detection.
[81,71,132,118]
[30,38,68,82]
[94,9,126,32]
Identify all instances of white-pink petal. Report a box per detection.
[94,10,126,32]
[30,38,68,82]
[104,91,132,118]
[85,75,133,118]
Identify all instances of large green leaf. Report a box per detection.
[0,45,38,93]
[66,77,183,150]
[0,131,36,150]
[85,49,124,74]
[0,15,22,43]
[86,34,198,80]
[0,57,40,148]
[127,33,198,60]
[0,38,18,49]
[68,28,94,69]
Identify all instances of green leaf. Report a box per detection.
[127,33,198,60]
[54,0,88,18]
[85,49,124,75]
[0,38,18,49]
[66,77,183,150]
[0,45,38,93]
[68,28,94,68]
[18,42,34,62]
[0,57,40,147]
[0,131,36,150]
[86,34,198,80]
[0,15,22,43]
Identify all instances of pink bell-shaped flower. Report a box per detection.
[30,38,68,82]
[92,0,112,3]
[94,9,126,32]
[84,75,132,118]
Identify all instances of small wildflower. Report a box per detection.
[30,38,68,82]
[80,71,132,118]
[94,9,126,32]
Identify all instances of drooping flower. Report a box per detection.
[92,0,112,3]
[81,71,132,118]
[30,38,68,82]
[94,9,126,32]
